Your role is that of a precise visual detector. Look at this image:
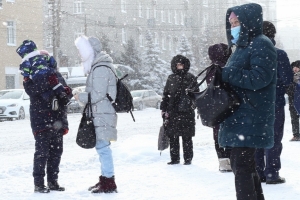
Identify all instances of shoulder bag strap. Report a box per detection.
[187,65,215,92]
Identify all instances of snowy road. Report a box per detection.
[0,107,299,200]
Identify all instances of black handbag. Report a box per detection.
[76,93,96,149]
[188,65,240,128]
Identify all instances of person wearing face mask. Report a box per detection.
[160,55,198,165]
[219,3,277,200]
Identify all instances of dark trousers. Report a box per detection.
[231,147,264,200]
[288,94,300,137]
[169,136,193,162]
[33,129,63,186]
[255,106,284,180]
[213,125,231,158]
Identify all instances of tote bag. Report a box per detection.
[188,65,240,128]
[76,93,96,149]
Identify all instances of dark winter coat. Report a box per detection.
[219,3,277,149]
[23,71,71,133]
[160,55,198,137]
[270,39,293,108]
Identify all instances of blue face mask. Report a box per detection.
[231,26,241,44]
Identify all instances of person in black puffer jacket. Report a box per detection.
[160,54,198,165]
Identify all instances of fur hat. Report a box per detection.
[16,40,37,58]
[75,35,95,74]
[208,43,232,67]
[263,21,276,39]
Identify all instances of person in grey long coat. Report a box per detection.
[74,35,118,193]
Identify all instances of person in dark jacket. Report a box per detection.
[206,43,232,172]
[255,21,293,185]
[18,41,72,193]
[219,4,277,200]
[160,54,198,165]
[286,61,300,141]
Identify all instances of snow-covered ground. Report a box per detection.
[0,107,299,200]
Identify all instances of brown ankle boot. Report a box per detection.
[88,176,102,191]
[91,176,117,193]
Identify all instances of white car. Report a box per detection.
[131,90,162,110]
[0,89,30,121]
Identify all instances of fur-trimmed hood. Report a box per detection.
[170,55,190,74]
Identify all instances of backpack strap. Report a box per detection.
[93,65,135,122]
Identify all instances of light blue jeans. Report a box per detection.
[95,140,114,178]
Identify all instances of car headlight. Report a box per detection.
[7,103,18,107]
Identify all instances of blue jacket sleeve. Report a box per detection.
[222,40,277,91]
[276,49,293,87]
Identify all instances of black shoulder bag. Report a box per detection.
[76,93,96,149]
[187,65,240,127]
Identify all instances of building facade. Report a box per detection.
[0,0,44,90]
[0,0,277,90]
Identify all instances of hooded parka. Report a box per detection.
[219,3,277,149]
[160,55,198,137]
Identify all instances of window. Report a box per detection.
[168,36,172,51]
[174,10,178,25]
[161,33,166,50]
[139,34,144,47]
[154,32,158,44]
[7,21,16,45]
[5,75,15,89]
[180,11,185,25]
[168,10,171,23]
[74,27,84,40]
[146,7,150,19]
[0,0,2,8]
[161,10,165,22]
[122,28,127,44]
[47,3,54,16]
[46,36,53,48]
[153,8,157,20]
[203,13,208,26]
[138,2,142,18]
[121,0,126,13]
[74,0,84,14]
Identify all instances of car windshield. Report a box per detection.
[0,91,23,99]
[131,91,143,98]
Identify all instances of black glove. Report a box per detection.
[58,92,71,106]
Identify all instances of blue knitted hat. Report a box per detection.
[16,40,37,58]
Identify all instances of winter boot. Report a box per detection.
[88,176,102,191]
[34,185,50,193]
[48,181,65,191]
[167,160,180,165]
[219,158,232,172]
[91,176,117,193]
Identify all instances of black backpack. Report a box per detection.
[94,65,135,121]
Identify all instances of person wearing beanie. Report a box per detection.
[74,35,118,193]
[206,43,233,173]
[220,3,277,200]
[16,40,71,107]
[255,21,293,185]
[17,40,73,193]
[286,61,300,141]
[160,54,198,165]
